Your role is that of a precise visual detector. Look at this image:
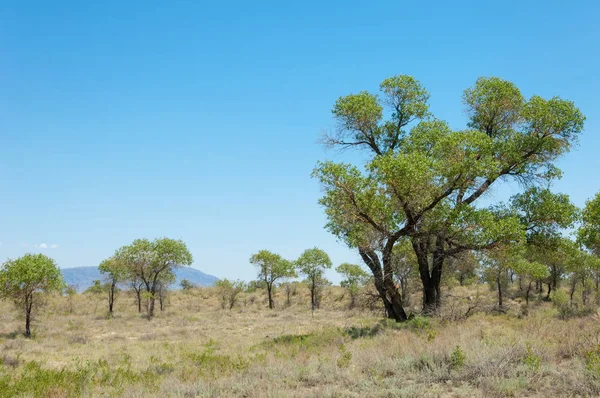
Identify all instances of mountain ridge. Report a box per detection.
[61,266,219,292]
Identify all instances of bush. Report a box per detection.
[450,345,466,370]
[550,289,571,319]
[522,342,541,371]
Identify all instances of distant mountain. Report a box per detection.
[61,266,219,292]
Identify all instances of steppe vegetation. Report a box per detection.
[1,282,600,398]
[2,75,600,397]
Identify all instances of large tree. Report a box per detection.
[314,75,584,320]
[250,250,296,309]
[116,237,193,319]
[0,254,64,337]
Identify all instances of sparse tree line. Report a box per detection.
[212,247,370,312]
[1,74,599,339]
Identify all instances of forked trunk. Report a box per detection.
[413,238,444,314]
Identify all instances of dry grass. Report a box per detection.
[1,284,600,397]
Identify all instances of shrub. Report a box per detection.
[550,289,571,319]
[337,344,352,368]
[450,345,466,370]
[522,342,542,371]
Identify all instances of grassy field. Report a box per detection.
[1,284,600,397]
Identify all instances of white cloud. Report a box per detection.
[50,244,58,249]
[37,243,49,249]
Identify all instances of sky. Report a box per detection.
[1,0,599,283]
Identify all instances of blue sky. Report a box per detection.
[1,0,599,282]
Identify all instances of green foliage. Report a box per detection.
[0,253,64,299]
[512,259,549,284]
[513,188,578,236]
[187,340,250,379]
[336,262,368,307]
[336,262,369,287]
[522,342,542,371]
[0,253,64,336]
[84,280,105,295]
[296,247,332,278]
[179,279,195,291]
[585,346,600,382]
[98,256,129,284]
[336,344,352,368]
[462,76,524,138]
[550,289,571,319]
[450,345,466,370]
[0,357,156,398]
[579,192,600,255]
[328,74,430,155]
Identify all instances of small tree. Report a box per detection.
[336,263,369,308]
[116,237,193,319]
[296,248,332,311]
[180,279,195,291]
[0,254,64,337]
[250,250,296,309]
[215,279,246,310]
[98,256,128,316]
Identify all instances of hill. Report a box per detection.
[61,266,218,292]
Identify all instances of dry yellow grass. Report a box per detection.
[1,285,600,397]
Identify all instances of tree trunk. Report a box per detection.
[136,290,142,313]
[497,274,503,308]
[413,238,443,314]
[552,265,560,291]
[526,281,531,307]
[108,281,115,315]
[359,248,407,322]
[24,294,33,338]
[310,276,316,312]
[545,283,552,301]
[148,289,156,319]
[267,283,274,309]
